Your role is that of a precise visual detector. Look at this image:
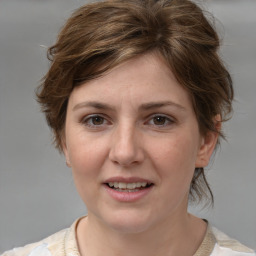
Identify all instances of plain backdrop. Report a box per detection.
[0,0,255,253]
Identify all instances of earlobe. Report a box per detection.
[61,137,71,168]
[196,115,221,168]
[195,132,218,168]
[66,161,71,168]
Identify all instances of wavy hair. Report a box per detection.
[37,0,233,204]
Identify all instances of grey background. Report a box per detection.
[0,0,255,253]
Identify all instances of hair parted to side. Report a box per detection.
[36,0,233,204]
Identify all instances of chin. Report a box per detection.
[100,209,155,234]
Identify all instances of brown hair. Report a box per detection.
[37,0,233,204]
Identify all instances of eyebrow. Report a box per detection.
[73,101,114,111]
[139,101,186,111]
[73,101,186,112]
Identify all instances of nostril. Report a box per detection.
[108,129,145,165]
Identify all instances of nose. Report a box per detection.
[109,123,144,167]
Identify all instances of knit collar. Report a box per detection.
[64,217,216,256]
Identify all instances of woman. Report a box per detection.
[2,0,255,255]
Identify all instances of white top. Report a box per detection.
[1,218,255,256]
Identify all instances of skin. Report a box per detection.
[63,52,218,256]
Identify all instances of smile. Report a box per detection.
[107,182,151,192]
[103,177,154,201]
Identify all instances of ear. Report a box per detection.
[61,135,71,168]
[195,115,221,168]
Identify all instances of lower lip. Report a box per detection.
[103,184,153,202]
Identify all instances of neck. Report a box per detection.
[76,213,207,256]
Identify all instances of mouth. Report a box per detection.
[105,182,153,192]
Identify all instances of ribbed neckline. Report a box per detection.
[194,224,216,256]
[64,217,83,256]
[64,217,216,256]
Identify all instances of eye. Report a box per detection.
[81,115,109,128]
[90,116,105,125]
[147,115,174,127]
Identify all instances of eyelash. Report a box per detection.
[147,114,175,127]
[80,114,175,129]
[81,114,110,128]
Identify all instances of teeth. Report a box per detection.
[107,182,148,189]
[109,182,114,187]
[127,183,136,189]
[119,182,126,189]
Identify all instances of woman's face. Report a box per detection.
[63,53,217,233]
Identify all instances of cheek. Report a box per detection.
[67,137,107,204]
[67,133,108,178]
[149,133,199,182]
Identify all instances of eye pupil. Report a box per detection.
[153,116,166,125]
[92,116,104,125]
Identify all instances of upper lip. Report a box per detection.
[104,176,153,184]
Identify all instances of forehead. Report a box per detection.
[69,53,193,111]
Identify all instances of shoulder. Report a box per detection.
[211,227,256,256]
[1,228,67,256]
[1,217,82,256]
